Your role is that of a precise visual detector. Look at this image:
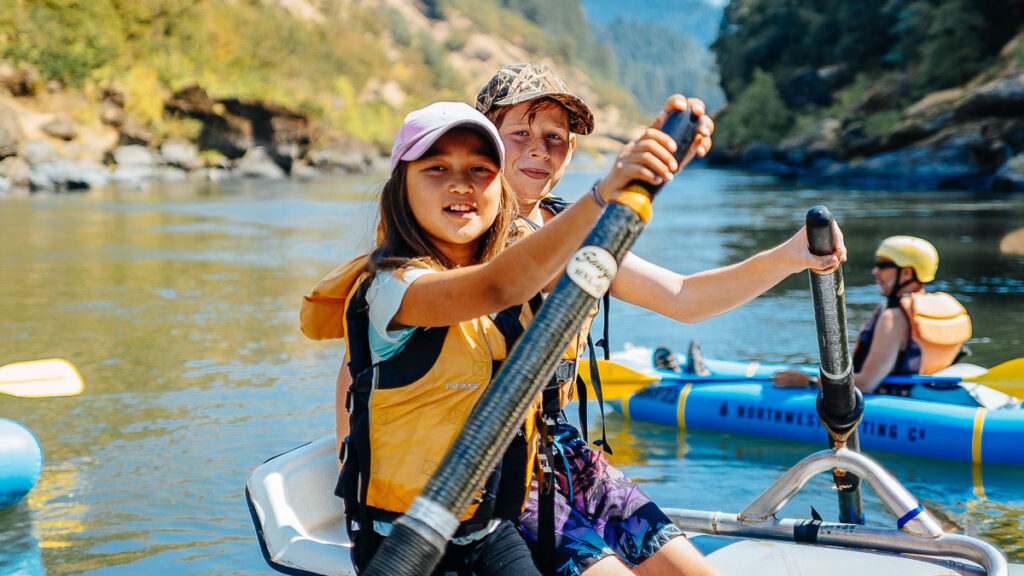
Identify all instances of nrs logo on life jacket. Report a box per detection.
[445,382,480,391]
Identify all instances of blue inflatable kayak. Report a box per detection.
[603,346,1023,465]
[0,418,43,508]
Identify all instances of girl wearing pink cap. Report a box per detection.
[313,101,691,575]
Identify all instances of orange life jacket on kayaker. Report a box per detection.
[853,290,971,378]
[898,290,972,375]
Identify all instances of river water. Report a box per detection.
[2,167,1023,574]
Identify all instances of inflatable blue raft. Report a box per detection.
[617,380,1022,464]
[0,418,43,508]
[604,346,1024,465]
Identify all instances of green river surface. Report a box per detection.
[2,167,1024,574]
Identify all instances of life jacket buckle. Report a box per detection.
[538,446,555,496]
[555,359,576,384]
[339,436,349,465]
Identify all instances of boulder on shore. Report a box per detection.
[0,102,22,159]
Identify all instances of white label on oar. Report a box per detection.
[567,246,617,298]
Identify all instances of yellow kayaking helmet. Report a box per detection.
[876,236,938,283]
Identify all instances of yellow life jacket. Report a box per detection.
[341,271,538,525]
[300,254,370,340]
[899,291,972,375]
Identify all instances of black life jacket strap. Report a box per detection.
[583,329,612,455]
[596,292,611,361]
[578,292,612,454]
[537,417,557,576]
[575,370,588,444]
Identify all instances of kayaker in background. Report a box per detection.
[475,63,843,576]
[304,100,703,574]
[773,235,972,394]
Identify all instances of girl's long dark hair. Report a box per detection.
[369,161,516,274]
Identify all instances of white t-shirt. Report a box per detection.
[365,267,436,363]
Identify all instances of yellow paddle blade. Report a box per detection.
[576,359,659,401]
[0,359,84,398]
[968,358,1024,398]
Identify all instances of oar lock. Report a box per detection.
[816,389,865,444]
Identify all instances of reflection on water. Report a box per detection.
[1,169,1023,573]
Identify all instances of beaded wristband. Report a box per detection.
[588,180,607,208]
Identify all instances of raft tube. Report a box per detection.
[0,418,43,508]
[247,436,1024,576]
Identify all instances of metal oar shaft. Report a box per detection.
[806,206,864,525]
[363,111,700,576]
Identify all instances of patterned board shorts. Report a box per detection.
[518,423,683,576]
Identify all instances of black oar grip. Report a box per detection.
[629,110,701,196]
[806,205,834,256]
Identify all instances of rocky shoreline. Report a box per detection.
[4,60,1024,196]
[0,73,390,196]
[708,67,1024,192]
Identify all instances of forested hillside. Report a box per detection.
[0,0,632,154]
[593,18,725,114]
[712,0,1024,147]
[707,0,1024,190]
[580,0,726,113]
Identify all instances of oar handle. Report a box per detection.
[805,204,864,524]
[805,205,853,412]
[628,110,701,197]
[806,205,835,256]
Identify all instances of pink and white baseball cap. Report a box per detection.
[390,102,505,173]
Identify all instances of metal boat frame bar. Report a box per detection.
[664,448,1008,576]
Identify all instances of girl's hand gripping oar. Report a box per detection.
[361,109,703,576]
[806,205,864,525]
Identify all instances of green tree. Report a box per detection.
[712,0,814,101]
[913,0,988,91]
[716,68,793,148]
[2,0,124,86]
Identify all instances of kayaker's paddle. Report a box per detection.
[361,110,702,576]
[577,359,658,398]
[806,205,864,525]
[0,359,84,398]
[971,358,1024,397]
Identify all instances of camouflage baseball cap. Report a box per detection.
[476,63,595,135]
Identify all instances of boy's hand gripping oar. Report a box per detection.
[806,206,864,525]
[361,110,702,576]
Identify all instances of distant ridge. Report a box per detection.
[581,1,727,113]
[580,0,724,46]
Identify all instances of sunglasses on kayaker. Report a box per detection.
[874,260,898,269]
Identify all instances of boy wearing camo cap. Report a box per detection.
[477,63,723,576]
